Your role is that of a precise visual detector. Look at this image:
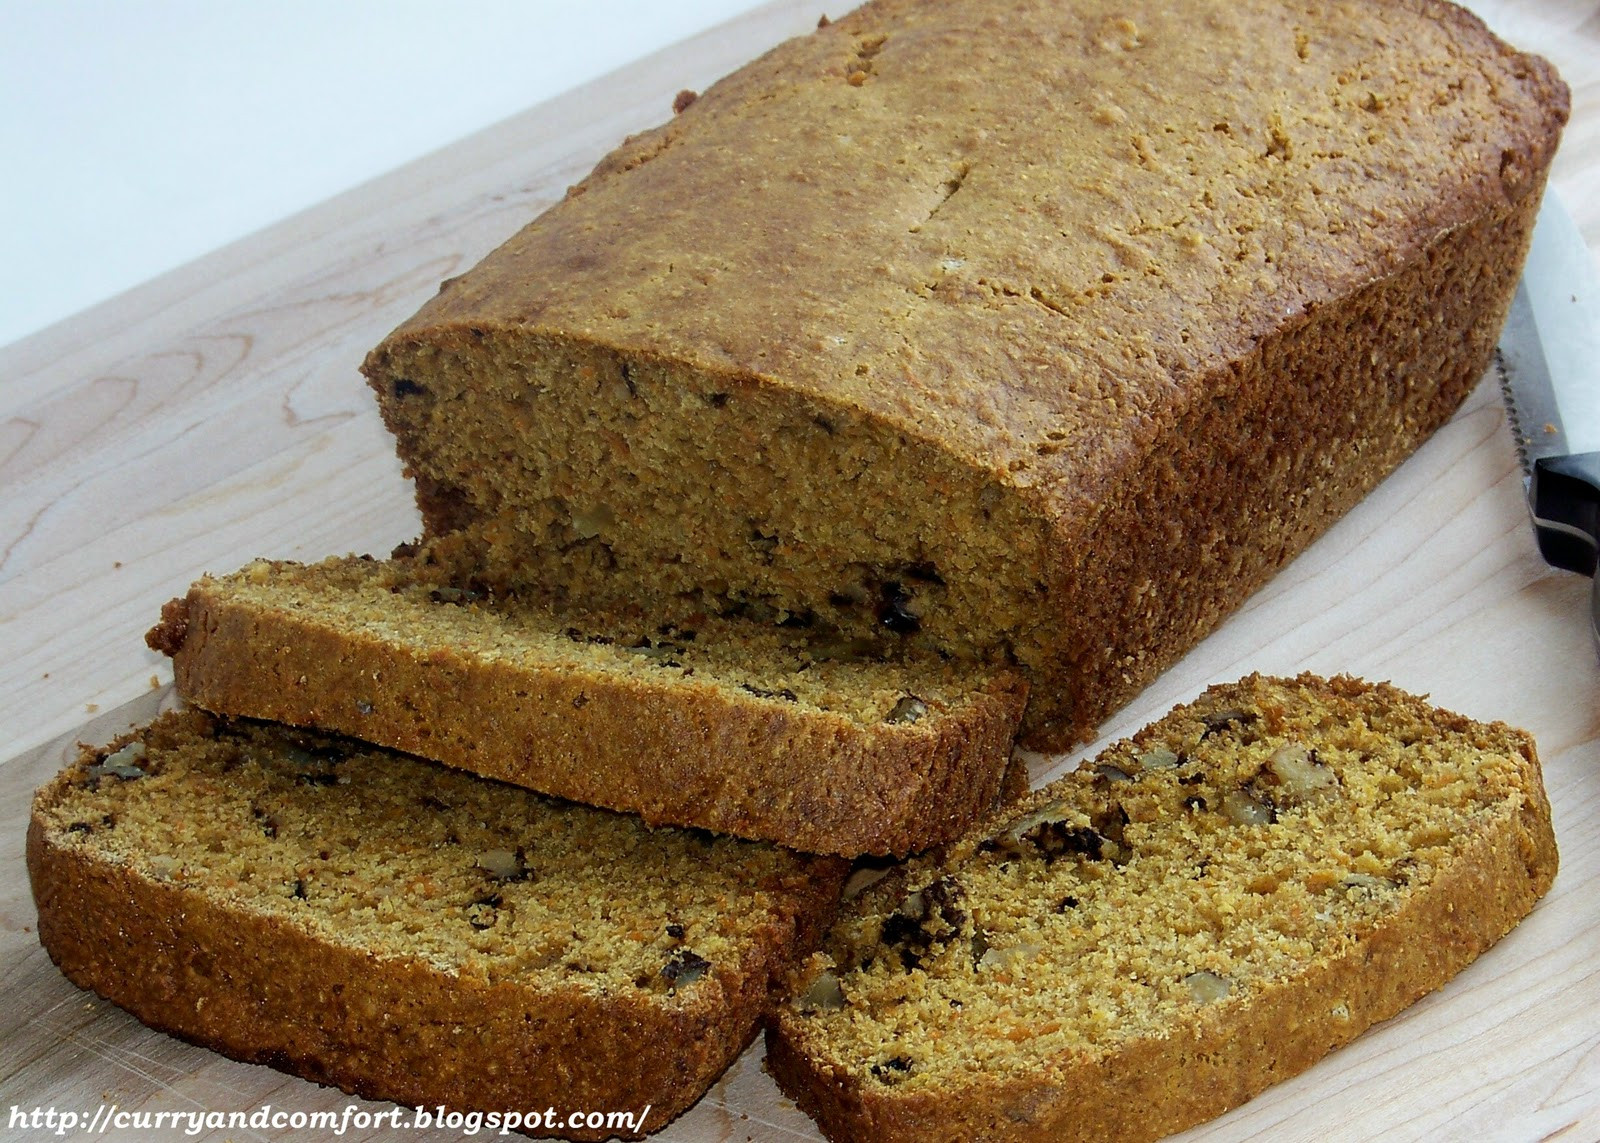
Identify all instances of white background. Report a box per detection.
[0,0,768,350]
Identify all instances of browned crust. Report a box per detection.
[156,583,1027,858]
[27,789,845,1140]
[765,675,1559,1142]
[1022,164,1558,749]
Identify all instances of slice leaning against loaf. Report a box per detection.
[767,673,1558,1143]
[146,555,1027,857]
[28,711,847,1140]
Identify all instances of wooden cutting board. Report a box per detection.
[3,1,1599,1139]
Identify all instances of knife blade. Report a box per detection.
[1497,189,1600,649]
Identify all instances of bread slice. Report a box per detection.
[360,0,1566,751]
[28,711,846,1139]
[146,556,1027,857]
[767,673,1558,1143]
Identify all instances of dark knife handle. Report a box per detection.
[1531,452,1600,575]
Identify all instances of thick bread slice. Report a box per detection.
[28,711,846,1140]
[146,556,1027,857]
[360,0,1566,751]
[767,674,1558,1143]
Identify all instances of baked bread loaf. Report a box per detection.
[27,711,847,1139]
[361,0,1567,750]
[147,555,1027,856]
[766,673,1558,1143]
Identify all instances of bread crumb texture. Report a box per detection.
[187,556,1009,726]
[770,673,1557,1143]
[33,711,836,998]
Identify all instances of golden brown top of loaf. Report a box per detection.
[376,0,1565,513]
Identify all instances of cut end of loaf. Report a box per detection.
[365,326,1055,683]
[768,673,1557,1143]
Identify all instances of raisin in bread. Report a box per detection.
[147,556,1027,856]
[766,674,1557,1143]
[28,712,846,1140]
[361,0,1566,750]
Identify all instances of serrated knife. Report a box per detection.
[1497,191,1600,651]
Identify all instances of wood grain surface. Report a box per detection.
[3,1,1599,1140]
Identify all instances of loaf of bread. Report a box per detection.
[28,712,846,1139]
[766,673,1558,1143]
[361,0,1566,750]
[147,555,1027,856]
